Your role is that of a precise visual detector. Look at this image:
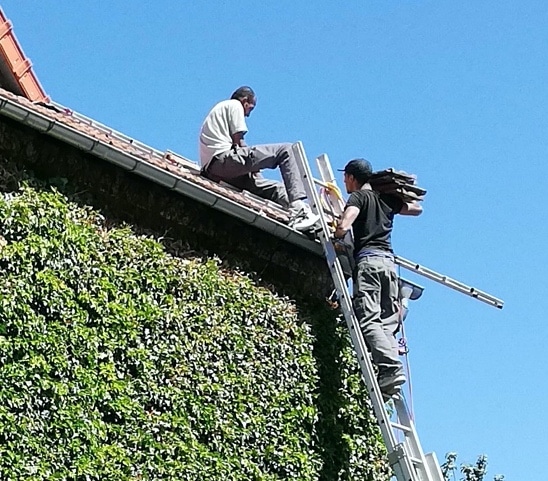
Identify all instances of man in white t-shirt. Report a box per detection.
[199,86,318,231]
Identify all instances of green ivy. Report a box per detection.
[0,183,390,480]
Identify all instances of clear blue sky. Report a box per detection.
[4,1,547,479]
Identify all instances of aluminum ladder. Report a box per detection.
[292,141,446,481]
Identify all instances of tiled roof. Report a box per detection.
[0,88,322,256]
[0,9,48,102]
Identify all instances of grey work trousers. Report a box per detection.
[353,255,403,376]
[206,143,306,206]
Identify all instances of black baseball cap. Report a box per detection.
[338,158,373,180]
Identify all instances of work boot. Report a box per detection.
[382,389,403,403]
[288,200,320,231]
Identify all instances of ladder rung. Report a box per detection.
[312,177,332,189]
[390,421,413,433]
[388,448,424,468]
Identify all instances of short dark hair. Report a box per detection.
[231,86,255,101]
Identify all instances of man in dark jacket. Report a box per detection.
[334,159,422,397]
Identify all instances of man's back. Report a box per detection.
[199,99,247,167]
[347,189,403,254]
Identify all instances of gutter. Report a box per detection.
[0,96,323,256]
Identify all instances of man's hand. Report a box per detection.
[231,131,246,148]
[333,225,348,239]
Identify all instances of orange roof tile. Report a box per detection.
[0,8,48,102]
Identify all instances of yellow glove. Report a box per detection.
[325,182,343,202]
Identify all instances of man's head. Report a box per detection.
[231,86,256,117]
[339,158,373,193]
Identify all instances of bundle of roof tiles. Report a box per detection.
[369,168,426,202]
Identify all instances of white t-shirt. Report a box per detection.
[199,99,248,167]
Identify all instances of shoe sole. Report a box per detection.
[383,390,403,402]
[292,214,320,231]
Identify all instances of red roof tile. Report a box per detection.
[0,8,48,102]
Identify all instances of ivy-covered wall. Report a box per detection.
[0,117,391,480]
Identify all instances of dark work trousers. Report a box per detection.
[205,143,307,206]
[352,255,403,377]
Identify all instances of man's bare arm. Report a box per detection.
[399,201,423,216]
[334,206,360,238]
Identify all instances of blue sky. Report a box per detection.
[4,1,547,479]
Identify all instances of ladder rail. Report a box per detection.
[394,256,503,309]
[394,396,445,481]
[292,142,437,481]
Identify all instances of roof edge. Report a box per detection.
[0,8,49,102]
